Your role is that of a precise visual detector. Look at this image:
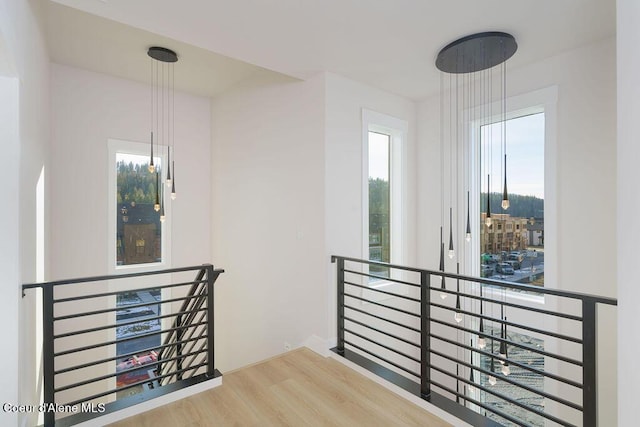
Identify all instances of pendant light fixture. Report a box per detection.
[465,191,471,242]
[448,207,455,259]
[454,264,462,323]
[477,285,486,349]
[154,172,161,212]
[468,339,475,392]
[501,317,511,376]
[435,32,516,255]
[148,46,178,215]
[439,226,447,299]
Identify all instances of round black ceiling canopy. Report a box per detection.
[148,46,178,63]
[435,32,517,74]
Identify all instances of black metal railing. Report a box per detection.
[22,264,224,426]
[331,255,616,427]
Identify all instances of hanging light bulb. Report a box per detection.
[465,191,471,242]
[439,227,447,299]
[485,175,492,227]
[166,147,172,187]
[501,363,511,376]
[148,132,155,173]
[502,154,509,210]
[170,161,176,200]
[488,375,497,386]
[154,172,161,212]
[454,293,462,323]
[448,207,455,259]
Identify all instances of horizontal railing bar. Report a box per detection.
[430,289,583,322]
[53,279,206,304]
[22,265,218,290]
[429,363,576,427]
[55,334,206,375]
[332,255,617,305]
[343,269,420,288]
[53,293,206,321]
[344,280,421,302]
[431,377,577,427]
[344,304,421,333]
[54,307,207,339]
[429,331,583,389]
[430,301,583,344]
[429,347,583,412]
[61,361,209,408]
[344,316,420,348]
[55,348,207,393]
[429,317,583,367]
[344,293,420,318]
[344,328,420,364]
[344,340,420,378]
[54,320,208,357]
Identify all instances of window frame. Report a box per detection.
[362,109,408,289]
[108,138,172,274]
[466,87,557,299]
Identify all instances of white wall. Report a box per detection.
[210,71,327,371]
[617,1,639,425]
[0,1,50,426]
[49,64,212,279]
[324,72,417,342]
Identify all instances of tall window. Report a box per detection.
[116,152,163,266]
[368,131,391,275]
[362,109,407,282]
[480,112,545,286]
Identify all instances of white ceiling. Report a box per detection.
[47,0,615,100]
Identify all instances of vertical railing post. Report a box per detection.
[42,286,55,427]
[176,313,183,380]
[336,257,345,355]
[420,271,431,398]
[206,265,215,377]
[582,297,597,427]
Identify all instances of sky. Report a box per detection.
[482,112,545,199]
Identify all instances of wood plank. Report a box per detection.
[108,348,452,427]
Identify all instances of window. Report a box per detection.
[362,110,407,283]
[108,139,170,270]
[108,139,169,397]
[479,112,545,286]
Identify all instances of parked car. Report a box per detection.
[509,252,524,263]
[481,264,494,277]
[505,260,521,271]
[495,263,515,275]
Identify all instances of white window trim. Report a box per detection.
[362,109,408,295]
[107,138,172,275]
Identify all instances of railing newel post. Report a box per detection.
[582,298,598,427]
[337,257,345,355]
[206,265,215,377]
[43,285,55,427]
[420,271,431,399]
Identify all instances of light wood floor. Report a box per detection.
[109,348,452,427]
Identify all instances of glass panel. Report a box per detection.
[368,131,390,278]
[480,113,545,286]
[116,153,162,266]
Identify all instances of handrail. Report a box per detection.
[22,263,224,426]
[331,255,617,305]
[331,255,617,427]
